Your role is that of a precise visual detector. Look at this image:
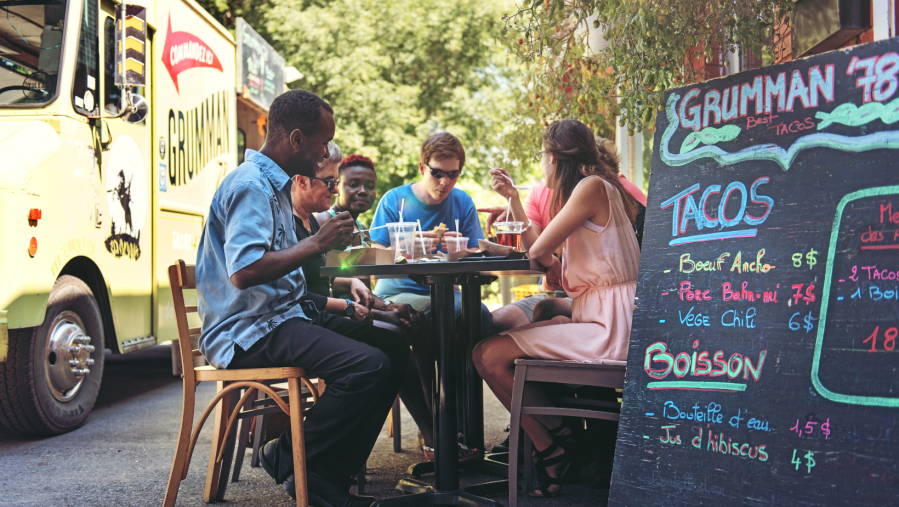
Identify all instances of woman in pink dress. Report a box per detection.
[472,119,640,498]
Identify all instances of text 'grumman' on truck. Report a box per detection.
[0,0,293,436]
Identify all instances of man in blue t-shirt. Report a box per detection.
[369,132,493,341]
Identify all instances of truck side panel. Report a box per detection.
[151,0,237,344]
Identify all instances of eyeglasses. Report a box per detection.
[308,175,340,191]
[426,164,462,180]
[533,150,549,161]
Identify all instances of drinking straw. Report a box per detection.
[399,198,405,223]
[455,219,460,234]
[506,197,512,222]
[417,219,425,253]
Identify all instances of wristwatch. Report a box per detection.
[343,299,356,317]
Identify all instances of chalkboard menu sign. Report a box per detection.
[610,38,899,506]
[236,18,285,111]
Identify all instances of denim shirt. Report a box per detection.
[196,150,314,369]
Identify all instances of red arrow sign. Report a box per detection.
[161,15,223,93]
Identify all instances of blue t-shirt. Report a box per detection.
[370,184,484,297]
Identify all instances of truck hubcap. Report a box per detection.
[45,311,96,402]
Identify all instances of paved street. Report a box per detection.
[0,344,612,507]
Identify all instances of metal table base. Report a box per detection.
[373,274,500,506]
[319,260,544,507]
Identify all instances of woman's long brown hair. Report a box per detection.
[545,119,637,225]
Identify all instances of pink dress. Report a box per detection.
[503,176,640,362]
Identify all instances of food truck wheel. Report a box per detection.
[0,276,104,435]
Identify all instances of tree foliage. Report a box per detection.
[501,0,794,137]
[260,0,522,216]
[193,0,270,34]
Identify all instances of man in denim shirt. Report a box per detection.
[197,90,407,507]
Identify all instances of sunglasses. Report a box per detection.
[425,164,462,180]
[533,150,550,161]
[304,175,340,191]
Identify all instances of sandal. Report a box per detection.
[529,424,584,498]
[422,443,483,463]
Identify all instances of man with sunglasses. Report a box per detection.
[368,132,491,460]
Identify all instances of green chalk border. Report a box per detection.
[812,185,899,407]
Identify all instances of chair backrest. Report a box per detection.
[168,259,200,383]
[514,359,626,389]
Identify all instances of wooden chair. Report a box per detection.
[162,260,319,507]
[507,358,626,507]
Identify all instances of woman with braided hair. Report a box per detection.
[473,119,641,498]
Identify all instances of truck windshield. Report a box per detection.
[0,0,67,106]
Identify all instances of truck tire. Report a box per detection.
[0,275,105,435]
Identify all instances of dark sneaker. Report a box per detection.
[422,443,483,463]
[284,470,374,506]
[262,438,373,506]
[491,435,511,454]
[260,439,279,481]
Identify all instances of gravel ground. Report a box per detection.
[0,344,612,507]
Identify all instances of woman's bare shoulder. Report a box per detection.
[572,175,609,199]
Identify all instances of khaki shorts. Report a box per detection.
[509,291,571,322]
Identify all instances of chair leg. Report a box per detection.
[250,385,267,468]
[162,378,196,507]
[215,388,241,501]
[203,381,239,503]
[392,396,401,453]
[523,433,533,496]
[356,461,366,495]
[204,381,232,502]
[508,363,528,507]
[231,391,254,482]
[288,378,309,507]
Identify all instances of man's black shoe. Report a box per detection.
[260,439,279,481]
[284,470,374,507]
[262,439,373,506]
[491,434,510,454]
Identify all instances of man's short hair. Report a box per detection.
[267,90,334,142]
[419,132,465,169]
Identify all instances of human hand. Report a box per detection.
[377,310,413,330]
[352,303,374,324]
[349,279,374,309]
[384,303,426,331]
[441,231,462,253]
[315,211,355,252]
[414,231,439,254]
[541,273,563,292]
[545,256,563,290]
[476,206,509,236]
[489,168,519,200]
[386,302,416,322]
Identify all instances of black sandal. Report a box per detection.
[529,425,584,498]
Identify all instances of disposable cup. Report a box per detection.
[494,221,525,234]
[387,222,419,262]
[494,221,525,251]
[445,236,470,254]
[413,235,438,255]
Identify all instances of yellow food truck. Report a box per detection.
[0,0,256,435]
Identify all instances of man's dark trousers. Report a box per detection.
[229,311,409,487]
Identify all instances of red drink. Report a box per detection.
[497,232,522,251]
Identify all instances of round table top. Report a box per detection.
[319,258,545,279]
